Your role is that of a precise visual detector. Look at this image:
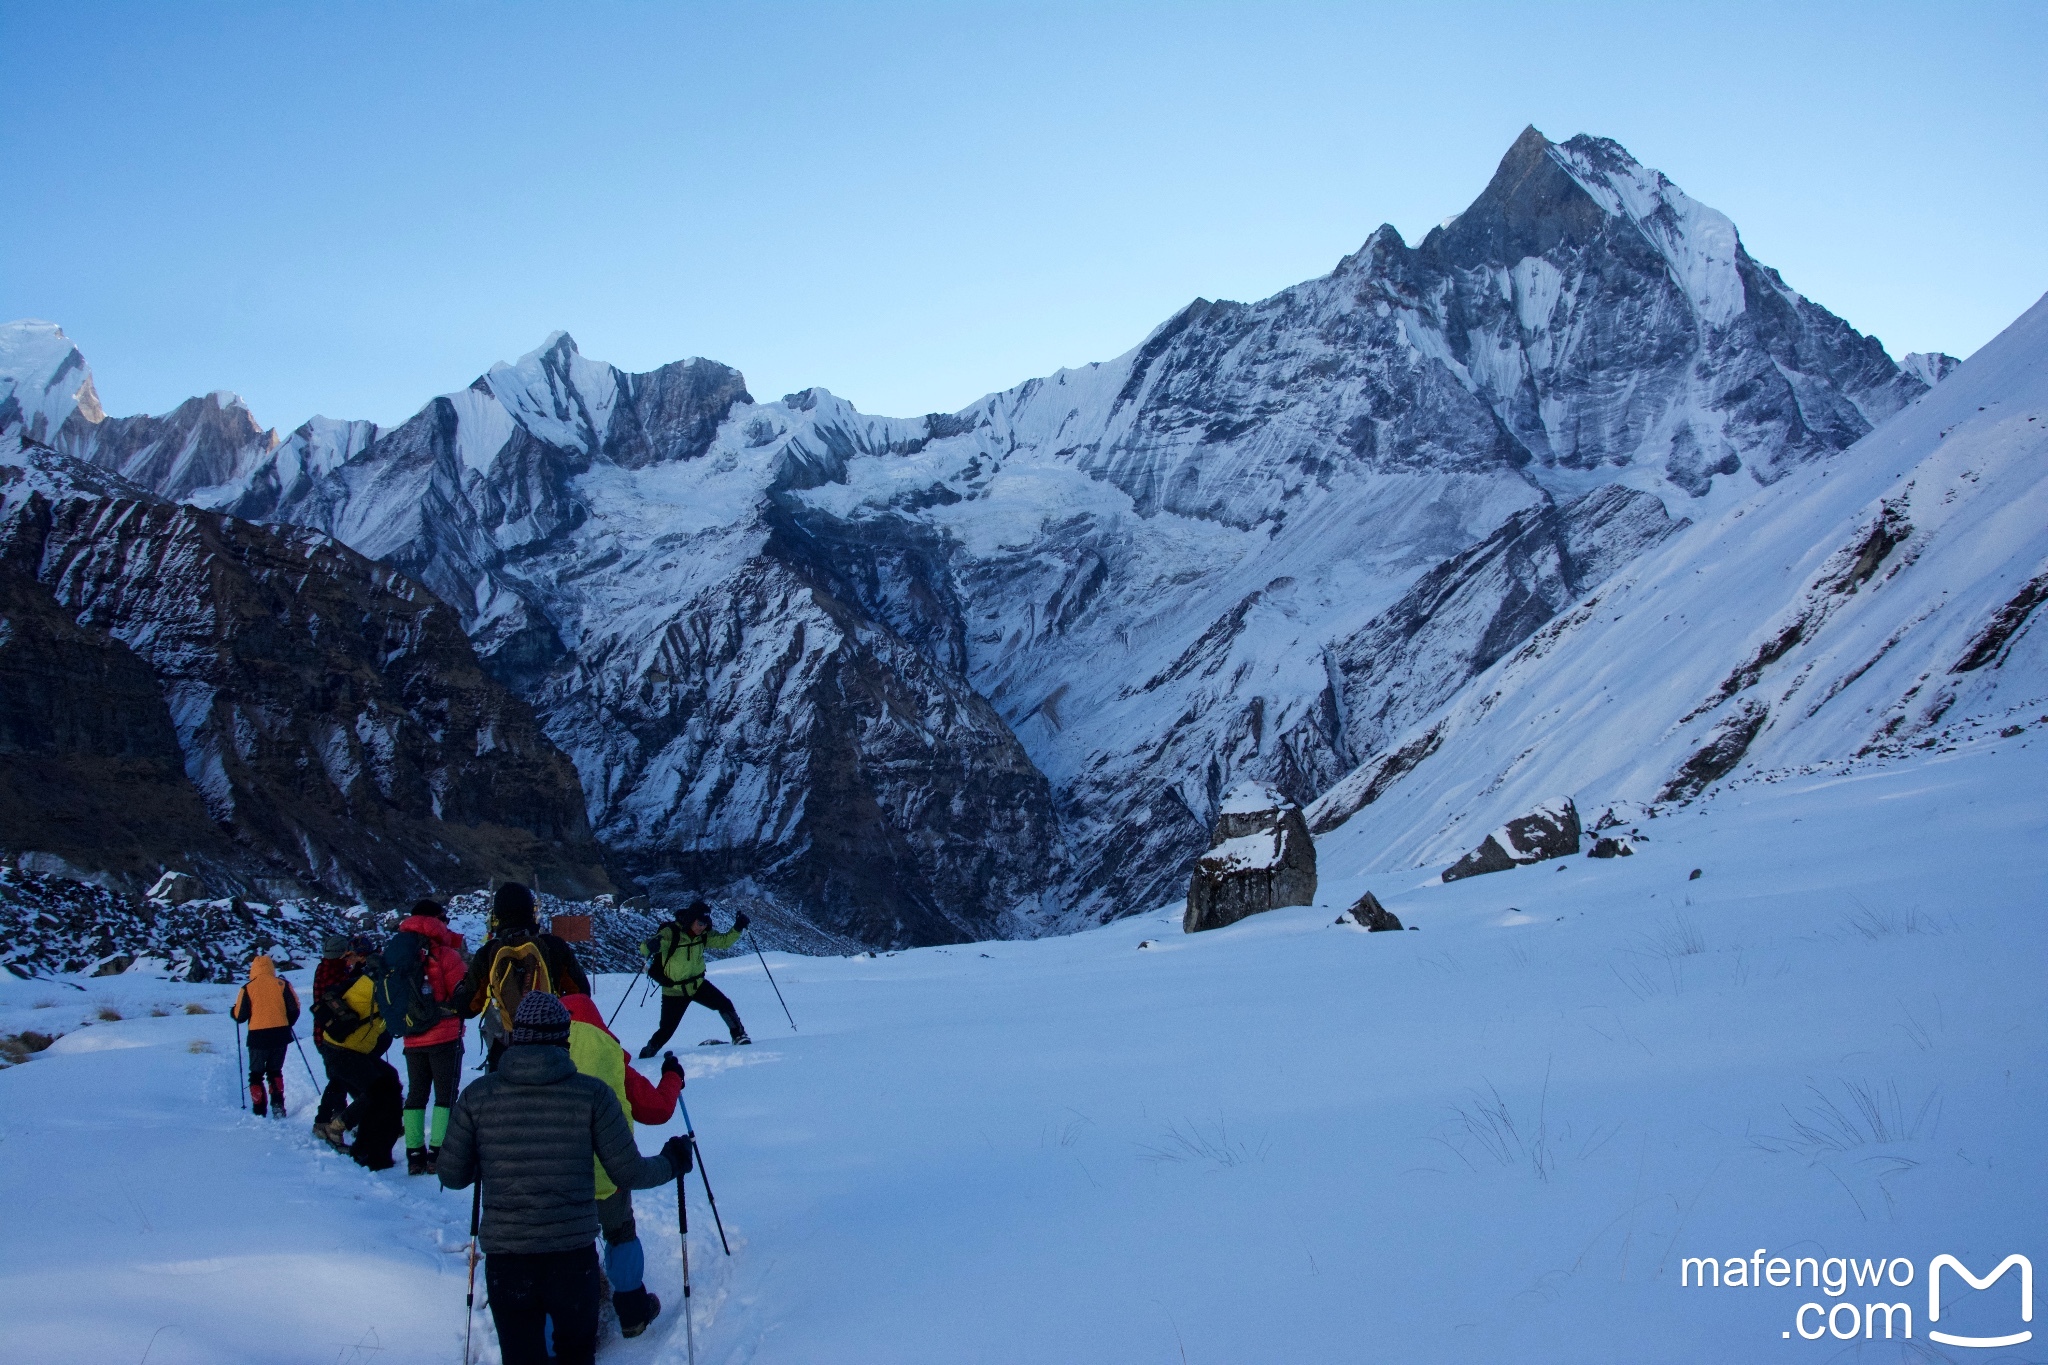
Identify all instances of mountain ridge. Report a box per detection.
[1,127,1979,943]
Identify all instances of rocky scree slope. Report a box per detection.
[1,128,1958,942]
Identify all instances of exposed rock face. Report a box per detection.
[0,537,243,892]
[1184,783,1317,933]
[1329,484,1682,763]
[1,127,1942,945]
[1442,797,1581,882]
[552,548,1059,948]
[1586,836,1634,859]
[0,470,614,905]
[1345,890,1403,931]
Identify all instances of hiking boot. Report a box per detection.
[423,1147,440,1175]
[352,1146,396,1172]
[732,1032,752,1046]
[406,1148,433,1177]
[615,1287,662,1338]
[635,1041,660,1060]
[313,1117,348,1151]
[268,1081,287,1118]
[249,1083,268,1116]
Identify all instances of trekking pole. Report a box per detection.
[605,972,650,1031]
[292,1037,321,1089]
[746,929,796,1032]
[673,1085,731,1256]
[463,1181,482,1364]
[234,1017,246,1110]
[677,1173,695,1364]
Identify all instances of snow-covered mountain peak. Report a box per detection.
[0,320,102,441]
[483,330,619,456]
[1547,132,1746,328]
[1900,350,1963,386]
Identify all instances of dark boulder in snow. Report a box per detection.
[1586,836,1634,859]
[1442,797,1581,882]
[1345,890,1403,931]
[1184,782,1317,933]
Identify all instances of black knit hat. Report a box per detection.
[681,898,711,926]
[494,882,537,928]
[510,990,571,1048]
[411,898,447,920]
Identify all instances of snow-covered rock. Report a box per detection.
[1184,783,1316,932]
[1439,796,1582,881]
[1343,888,1403,931]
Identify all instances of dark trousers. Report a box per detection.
[246,1040,286,1087]
[314,1042,351,1124]
[486,1244,602,1365]
[330,1053,403,1169]
[642,980,743,1052]
[403,1039,462,1110]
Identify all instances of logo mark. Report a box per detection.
[1929,1254,2033,1349]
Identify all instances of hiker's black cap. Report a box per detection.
[494,882,537,927]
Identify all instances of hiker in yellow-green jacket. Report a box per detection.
[635,900,750,1056]
[564,991,683,1339]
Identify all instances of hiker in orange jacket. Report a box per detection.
[229,955,302,1117]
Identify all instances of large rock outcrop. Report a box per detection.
[1441,797,1581,882]
[1184,783,1317,933]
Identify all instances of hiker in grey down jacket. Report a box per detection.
[438,992,691,1364]
[437,1020,681,1253]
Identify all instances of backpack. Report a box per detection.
[485,933,553,1032]
[368,930,449,1039]
[314,963,366,1038]
[644,926,675,986]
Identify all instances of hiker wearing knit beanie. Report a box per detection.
[438,989,692,1365]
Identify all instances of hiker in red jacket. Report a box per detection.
[561,992,684,1339]
[396,899,468,1175]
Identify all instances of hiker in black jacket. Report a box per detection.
[452,882,591,1072]
[437,991,691,1365]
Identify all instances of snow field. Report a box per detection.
[2,737,2043,1362]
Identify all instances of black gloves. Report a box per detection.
[660,1052,685,1086]
[732,912,751,931]
[661,1135,694,1178]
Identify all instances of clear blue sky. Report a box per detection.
[4,2,2043,428]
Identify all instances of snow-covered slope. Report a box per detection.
[1313,290,2048,874]
[0,129,1970,943]
[3,735,2042,1362]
